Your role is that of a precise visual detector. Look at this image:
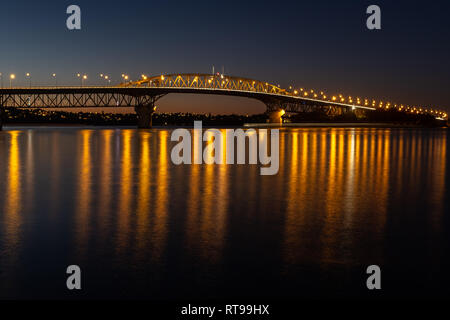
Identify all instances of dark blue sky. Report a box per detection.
[1,0,449,114]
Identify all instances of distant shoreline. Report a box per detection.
[245,122,449,128]
[2,107,447,128]
[2,122,448,130]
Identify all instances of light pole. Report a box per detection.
[100,74,109,86]
[52,73,57,86]
[82,75,87,87]
[10,74,15,88]
[0,73,3,88]
[121,74,130,84]
[26,73,31,88]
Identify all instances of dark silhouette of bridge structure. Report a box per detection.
[0,73,447,129]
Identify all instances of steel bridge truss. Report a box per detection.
[0,92,165,108]
[125,74,360,116]
[0,91,360,118]
[264,99,359,117]
[125,73,290,96]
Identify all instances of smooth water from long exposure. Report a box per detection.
[0,127,449,299]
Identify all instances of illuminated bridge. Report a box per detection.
[0,73,447,129]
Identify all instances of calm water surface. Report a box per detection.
[0,127,449,299]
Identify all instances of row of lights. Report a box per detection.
[0,72,77,87]
[0,72,158,88]
[287,86,447,119]
[0,73,133,88]
[0,73,59,88]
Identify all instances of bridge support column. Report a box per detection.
[135,104,156,129]
[267,109,285,124]
[0,101,3,131]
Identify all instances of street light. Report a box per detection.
[26,73,31,88]
[10,74,15,88]
[100,74,110,86]
[0,73,3,88]
[76,73,82,86]
[82,75,87,87]
[52,73,57,86]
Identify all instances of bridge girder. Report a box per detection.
[0,92,165,108]
[262,97,352,117]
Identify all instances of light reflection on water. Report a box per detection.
[0,127,448,299]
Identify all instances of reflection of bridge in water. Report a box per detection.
[0,73,447,129]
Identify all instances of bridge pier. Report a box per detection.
[0,101,3,131]
[135,104,156,129]
[267,109,285,124]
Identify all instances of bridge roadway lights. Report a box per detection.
[134,104,155,129]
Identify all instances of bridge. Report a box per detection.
[0,73,447,129]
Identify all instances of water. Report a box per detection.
[0,127,449,299]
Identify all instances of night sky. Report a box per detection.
[0,0,449,114]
